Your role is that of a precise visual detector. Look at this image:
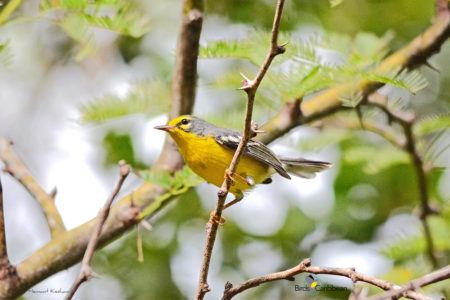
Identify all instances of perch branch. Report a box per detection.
[0,137,66,237]
[367,264,450,300]
[367,101,439,268]
[196,1,286,299]
[154,0,204,172]
[66,161,130,300]
[222,258,430,300]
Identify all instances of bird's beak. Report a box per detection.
[154,125,176,132]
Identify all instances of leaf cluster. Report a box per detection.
[39,0,150,60]
[80,80,170,123]
[200,30,428,108]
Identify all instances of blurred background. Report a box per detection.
[0,0,448,299]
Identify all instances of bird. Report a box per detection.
[155,115,331,209]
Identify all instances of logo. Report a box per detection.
[304,274,323,295]
[294,274,349,295]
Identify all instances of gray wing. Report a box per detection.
[213,129,291,179]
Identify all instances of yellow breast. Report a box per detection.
[169,130,270,197]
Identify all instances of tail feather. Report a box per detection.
[280,158,332,179]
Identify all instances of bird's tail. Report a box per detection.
[280,158,332,179]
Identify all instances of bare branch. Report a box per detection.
[0,137,66,237]
[222,258,431,300]
[196,1,286,299]
[366,101,439,268]
[0,176,6,262]
[367,264,450,300]
[66,161,130,300]
[154,0,204,172]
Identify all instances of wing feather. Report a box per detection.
[214,132,291,179]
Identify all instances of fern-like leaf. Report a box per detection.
[80,80,170,123]
[414,114,450,137]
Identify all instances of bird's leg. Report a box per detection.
[223,195,244,210]
[224,169,254,187]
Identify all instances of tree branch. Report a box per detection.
[154,0,204,172]
[0,137,66,237]
[196,1,286,299]
[258,1,450,145]
[222,258,431,300]
[65,161,130,300]
[0,176,6,263]
[367,264,450,300]
[0,0,23,25]
[367,101,439,268]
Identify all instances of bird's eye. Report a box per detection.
[181,118,189,125]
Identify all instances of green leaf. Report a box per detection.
[364,69,428,94]
[40,0,150,59]
[382,216,450,261]
[299,129,353,152]
[0,40,13,66]
[329,0,343,7]
[140,166,203,218]
[344,144,409,174]
[103,131,146,169]
[80,80,170,123]
[144,170,173,191]
[414,114,450,136]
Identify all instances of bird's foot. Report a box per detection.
[224,169,254,187]
[210,211,226,226]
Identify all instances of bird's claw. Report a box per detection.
[210,211,226,226]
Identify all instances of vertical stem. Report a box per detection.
[403,123,438,268]
[154,0,205,172]
[0,176,7,262]
[196,1,286,299]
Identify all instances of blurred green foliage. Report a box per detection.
[88,0,447,299]
[2,0,448,299]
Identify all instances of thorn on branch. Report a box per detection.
[238,72,253,91]
[251,122,265,138]
[201,283,211,293]
[50,187,57,199]
[224,281,233,291]
[275,41,288,55]
[140,219,153,231]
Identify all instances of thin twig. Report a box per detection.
[367,264,450,300]
[368,102,439,268]
[65,161,130,300]
[0,176,6,262]
[222,258,431,300]
[0,137,66,237]
[196,1,286,299]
